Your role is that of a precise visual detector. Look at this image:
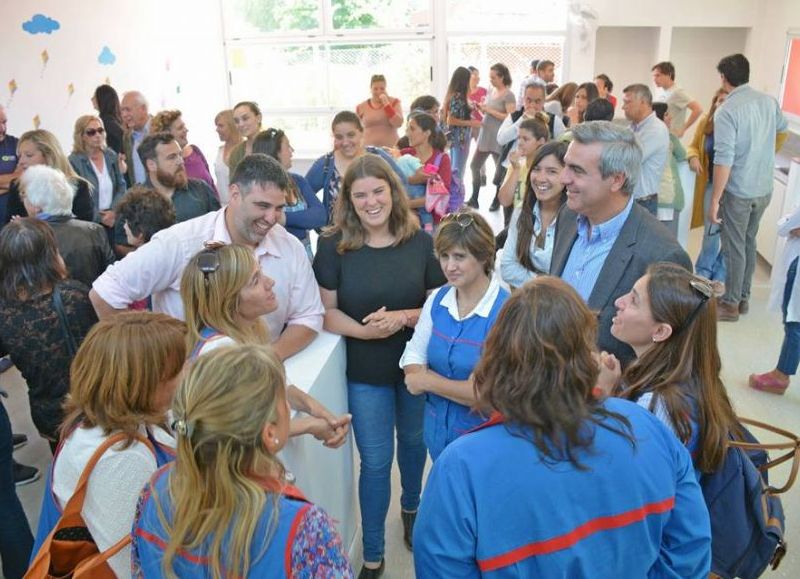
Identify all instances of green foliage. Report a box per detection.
[239,0,395,32]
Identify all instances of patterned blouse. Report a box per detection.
[447,93,472,147]
[0,280,97,439]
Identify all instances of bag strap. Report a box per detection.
[729,417,800,494]
[60,432,155,521]
[52,285,78,357]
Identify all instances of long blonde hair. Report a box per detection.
[159,344,287,578]
[71,115,106,155]
[180,244,269,351]
[19,129,83,182]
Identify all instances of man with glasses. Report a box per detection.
[90,154,324,360]
[550,121,692,363]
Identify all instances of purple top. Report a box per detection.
[184,146,218,199]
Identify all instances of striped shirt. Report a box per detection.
[561,197,634,302]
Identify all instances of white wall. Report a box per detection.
[0,1,228,158]
[593,27,659,100]
[750,0,800,98]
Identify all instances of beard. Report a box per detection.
[156,166,188,189]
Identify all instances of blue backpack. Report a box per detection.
[700,418,798,579]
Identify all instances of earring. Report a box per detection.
[273,437,280,446]
[652,336,657,343]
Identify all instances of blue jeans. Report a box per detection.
[348,380,426,563]
[695,184,726,281]
[778,257,800,376]
[0,400,33,579]
[449,139,470,209]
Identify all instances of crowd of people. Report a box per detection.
[0,51,793,578]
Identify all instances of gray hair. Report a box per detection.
[122,90,149,109]
[622,83,653,105]
[20,165,75,216]
[571,121,642,195]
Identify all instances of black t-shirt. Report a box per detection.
[313,230,445,385]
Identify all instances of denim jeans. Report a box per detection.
[720,192,771,304]
[778,257,800,376]
[0,400,34,579]
[695,184,726,281]
[449,139,470,209]
[348,380,426,563]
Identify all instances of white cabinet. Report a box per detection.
[757,177,787,266]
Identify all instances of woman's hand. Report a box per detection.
[118,154,127,175]
[363,307,407,336]
[99,210,116,228]
[378,93,391,107]
[594,351,621,397]
[688,157,703,175]
[404,369,429,396]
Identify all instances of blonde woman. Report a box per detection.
[181,243,350,446]
[3,129,94,224]
[212,109,242,203]
[69,114,128,228]
[30,312,185,577]
[132,344,353,577]
[151,109,217,196]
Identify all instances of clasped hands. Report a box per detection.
[361,306,407,339]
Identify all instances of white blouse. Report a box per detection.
[90,157,114,212]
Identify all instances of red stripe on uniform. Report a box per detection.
[477,496,676,572]
[133,528,211,565]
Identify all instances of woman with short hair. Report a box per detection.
[356,74,404,147]
[313,154,445,577]
[29,312,185,577]
[132,344,353,577]
[401,210,509,461]
[413,277,712,577]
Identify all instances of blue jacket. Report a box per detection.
[132,465,311,577]
[414,398,711,578]
[425,285,509,460]
[69,149,128,222]
[284,172,326,242]
[305,147,407,222]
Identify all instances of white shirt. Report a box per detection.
[501,204,558,288]
[53,425,175,577]
[92,208,324,340]
[90,157,114,211]
[399,279,501,368]
[496,113,566,167]
[214,146,230,205]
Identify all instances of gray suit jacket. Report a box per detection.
[550,202,692,363]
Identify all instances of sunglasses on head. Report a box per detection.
[440,212,475,229]
[197,241,226,285]
[682,277,713,330]
[84,127,105,137]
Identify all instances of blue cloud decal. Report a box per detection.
[98,46,116,66]
[22,14,61,35]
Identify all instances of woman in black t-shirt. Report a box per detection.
[313,154,445,578]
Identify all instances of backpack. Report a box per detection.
[424,153,458,222]
[26,432,155,579]
[700,417,799,579]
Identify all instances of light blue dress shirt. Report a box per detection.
[561,197,635,302]
[713,84,788,199]
[631,111,670,200]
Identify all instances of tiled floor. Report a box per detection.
[3,182,800,577]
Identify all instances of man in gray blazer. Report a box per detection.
[550,121,692,363]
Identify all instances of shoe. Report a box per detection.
[739,300,749,315]
[402,510,417,551]
[749,372,789,395]
[0,357,13,373]
[358,559,385,579]
[12,433,28,450]
[489,197,501,212]
[467,196,479,209]
[717,301,739,322]
[13,461,40,487]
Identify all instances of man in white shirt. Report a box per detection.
[622,84,670,216]
[90,154,324,360]
[651,61,703,138]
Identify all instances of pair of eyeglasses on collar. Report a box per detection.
[440,212,475,229]
[683,277,713,330]
[197,241,226,285]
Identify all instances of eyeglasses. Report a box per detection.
[682,277,713,330]
[84,127,105,137]
[440,212,475,229]
[197,241,226,285]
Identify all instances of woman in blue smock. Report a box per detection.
[401,210,509,461]
[132,344,352,577]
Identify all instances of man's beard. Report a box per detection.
[157,167,188,189]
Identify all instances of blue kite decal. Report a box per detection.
[98,46,116,66]
[22,14,61,35]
